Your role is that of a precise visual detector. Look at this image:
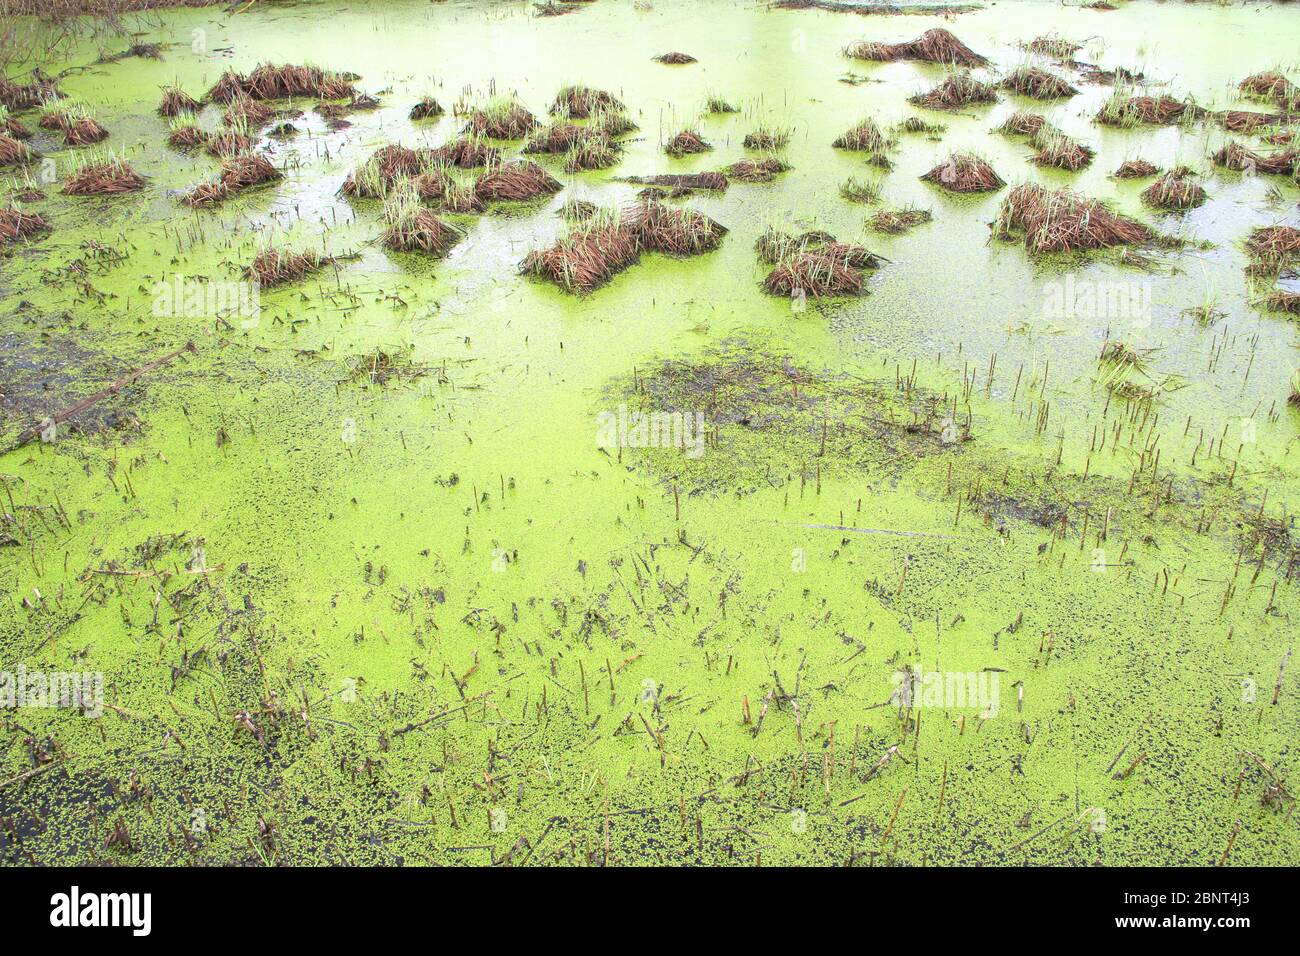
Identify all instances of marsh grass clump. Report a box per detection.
[665,129,710,156]
[521,210,641,293]
[62,157,145,195]
[219,153,281,189]
[839,174,884,203]
[868,206,932,233]
[920,153,1004,193]
[1217,110,1282,134]
[1022,34,1082,60]
[380,184,464,256]
[430,134,500,169]
[844,28,987,67]
[1114,158,1160,179]
[409,97,444,121]
[909,71,998,111]
[344,347,429,387]
[342,144,427,198]
[245,248,326,287]
[762,245,879,298]
[565,134,618,172]
[158,84,200,117]
[623,171,729,191]
[1263,290,1300,314]
[654,52,697,65]
[1239,71,1300,109]
[1244,225,1300,272]
[1212,141,1296,177]
[0,205,50,245]
[459,95,537,139]
[726,156,789,183]
[592,106,638,137]
[208,63,356,103]
[996,111,1048,138]
[993,183,1153,252]
[1031,128,1095,171]
[1141,166,1207,210]
[224,94,274,128]
[0,72,63,111]
[705,94,738,114]
[551,85,623,118]
[166,122,208,150]
[1001,66,1078,100]
[522,200,724,292]
[559,197,597,222]
[1096,90,1201,127]
[897,115,945,135]
[473,159,562,201]
[524,121,587,154]
[1,107,31,139]
[41,104,108,145]
[743,126,790,150]
[0,133,33,166]
[832,117,890,154]
[1290,370,1300,407]
[205,126,252,158]
[1099,339,1148,369]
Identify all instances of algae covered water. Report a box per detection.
[1,0,1298,866]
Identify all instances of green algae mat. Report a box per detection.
[1,0,1298,866]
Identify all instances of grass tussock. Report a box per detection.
[1245,225,1300,271]
[473,160,562,201]
[409,97,444,121]
[521,201,725,293]
[565,134,619,172]
[1216,110,1282,134]
[205,128,252,158]
[158,84,200,117]
[996,111,1048,137]
[1239,71,1300,110]
[1001,66,1078,100]
[920,152,1004,193]
[868,206,932,233]
[1212,141,1297,177]
[550,85,623,118]
[0,72,63,111]
[431,134,500,169]
[459,96,537,139]
[665,129,710,156]
[897,116,946,135]
[166,124,208,149]
[654,52,697,65]
[726,156,789,183]
[1032,129,1095,171]
[208,64,356,103]
[381,186,464,256]
[743,126,791,150]
[909,71,998,111]
[342,144,428,198]
[623,172,729,191]
[224,94,274,127]
[1141,166,1207,210]
[0,133,33,165]
[706,94,738,114]
[839,174,884,203]
[0,206,50,244]
[844,28,987,67]
[245,248,325,287]
[832,116,890,152]
[994,183,1152,252]
[1096,91,1202,127]
[62,158,145,195]
[1022,35,1082,60]
[1114,158,1160,179]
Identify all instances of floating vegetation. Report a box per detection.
[920,152,1004,193]
[994,183,1152,252]
[654,52,697,64]
[1141,166,1207,210]
[868,206,932,233]
[896,115,945,135]
[1245,225,1300,272]
[844,28,987,67]
[909,71,998,111]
